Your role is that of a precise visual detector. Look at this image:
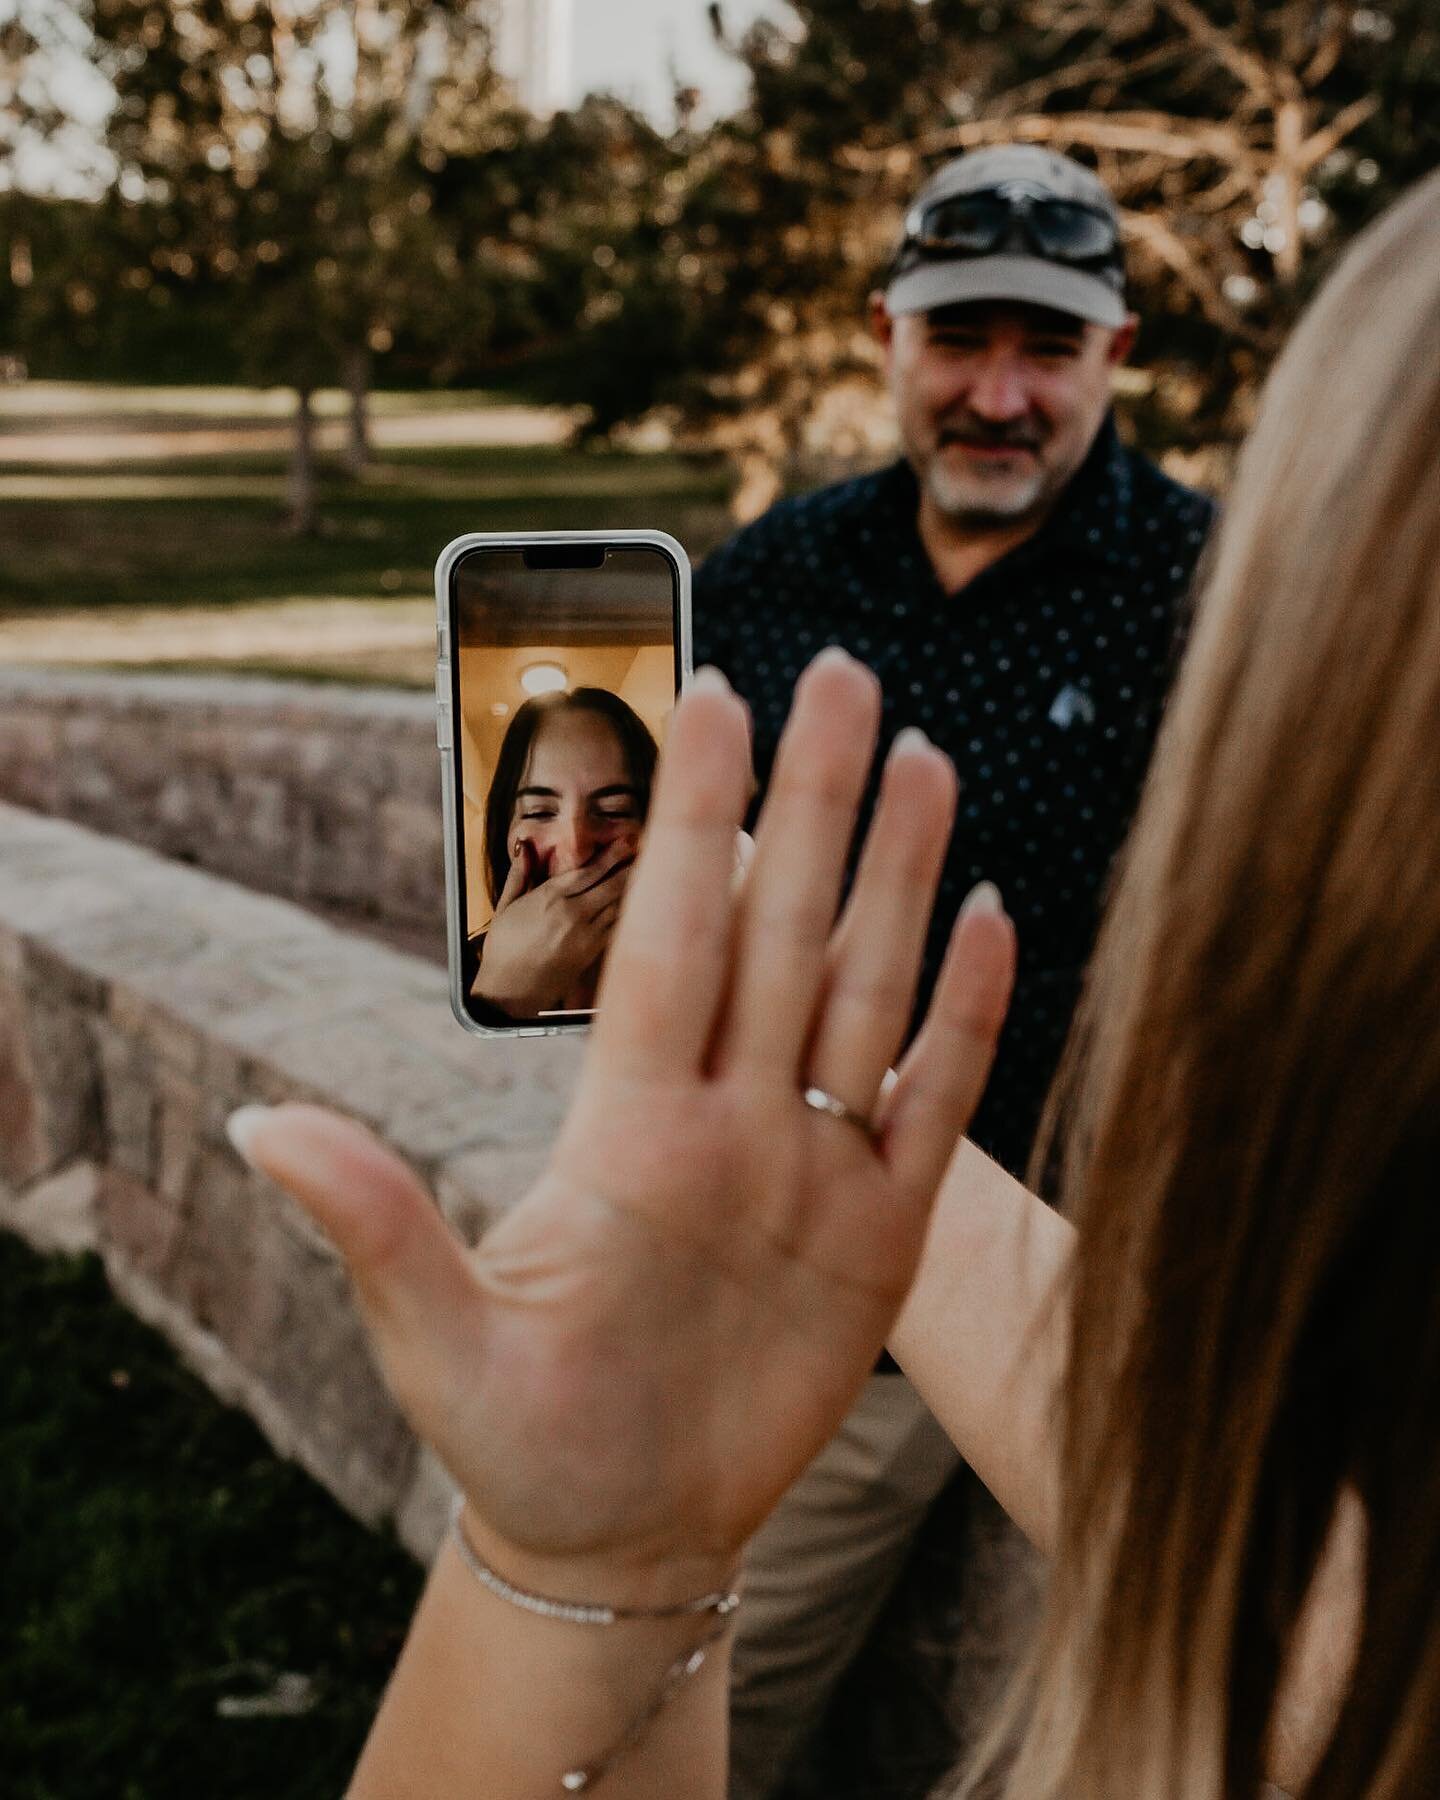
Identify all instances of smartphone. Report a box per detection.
[434,530,691,1037]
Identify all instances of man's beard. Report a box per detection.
[922,419,1052,529]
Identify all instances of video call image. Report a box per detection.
[451,545,679,1028]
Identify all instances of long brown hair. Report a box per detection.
[987,172,1440,1798]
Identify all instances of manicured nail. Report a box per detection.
[226,1104,273,1162]
[960,880,1003,917]
[689,664,731,696]
[810,644,858,676]
[889,726,930,757]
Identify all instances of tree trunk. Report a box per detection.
[343,345,372,477]
[287,385,319,535]
[1273,99,1306,285]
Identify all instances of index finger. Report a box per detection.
[588,668,752,1080]
[555,841,635,899]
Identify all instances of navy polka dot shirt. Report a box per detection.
[694,415,1215,1188]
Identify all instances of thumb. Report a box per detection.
[226,1102,477,1338]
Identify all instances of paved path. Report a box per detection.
[0,597,435,670]
[0,402,584,464]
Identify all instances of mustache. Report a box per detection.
[938,416,1045,451]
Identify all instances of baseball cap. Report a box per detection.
[885,144,1128,330]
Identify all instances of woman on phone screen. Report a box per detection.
[465,687,657,1021]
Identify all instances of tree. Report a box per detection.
[584,0,1440,511]
[87,0,504,532]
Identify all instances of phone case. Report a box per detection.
[433,529,693,1038]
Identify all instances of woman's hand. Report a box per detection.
[471,838,632,1018]
[231,650,1015,1604]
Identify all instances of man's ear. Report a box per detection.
[868,290,894,350]
[1107,312,1139,365]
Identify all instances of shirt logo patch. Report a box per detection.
[1049,684,1097,730]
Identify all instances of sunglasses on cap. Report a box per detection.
[903,181,1121,266]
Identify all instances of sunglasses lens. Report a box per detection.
[920,194,1012,253]
[1030,201,1118,260]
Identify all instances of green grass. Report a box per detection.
[0,1233,424,1800]
[0,453,733,615]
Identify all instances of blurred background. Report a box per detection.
[4,0,1437,683]
[1,5,1437,1798]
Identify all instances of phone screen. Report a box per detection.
[443,537,684,1034]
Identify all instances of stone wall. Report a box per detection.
[0,799,583,1559]
[0,669,445,950]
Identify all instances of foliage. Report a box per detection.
[575,0,1440,504]
[3,1,1438,502]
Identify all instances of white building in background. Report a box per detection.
[491,0,575,116]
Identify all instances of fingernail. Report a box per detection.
[811,644,853,671]
[689,665,731,696]
[960,880,1003,917]
[226,1103,273,1163]
[889,726,930,757]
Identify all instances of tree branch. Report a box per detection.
[1154,0,1296,104]
[843,112,1260,177]
[1296,93,1380,172]
[1301,5,1352,88]
[1122,209,1270,345]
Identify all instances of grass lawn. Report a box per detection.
[0,451,733,614]
[0,387,736,681]
[0,1233,424,1800]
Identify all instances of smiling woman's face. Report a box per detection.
[509,707,643,879]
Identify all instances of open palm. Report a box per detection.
[236,651,1014,1596]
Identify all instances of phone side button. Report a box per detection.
[435,660,450,747]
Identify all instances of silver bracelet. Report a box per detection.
[449,1498,741,1792]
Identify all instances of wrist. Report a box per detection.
[454,1500,740,1621]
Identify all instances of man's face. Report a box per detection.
[876,298,1135,532]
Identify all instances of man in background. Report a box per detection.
[692,144,1216,1798]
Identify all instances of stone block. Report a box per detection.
[225,774,289,856]
[433,1142,550,1242]
[95,1025,156,1185]
[0,954,100,1185]
[108,986,206,1081]
[154,1072,205,1205]
[0,986,43,1187]
[44,904,211,990]
[389,743,445,805]
[0,1160,99,1255]
[299,790,382,911]
[257,1009,479,1144]
[97,1163,186,1283]
[20,934,106,1014]
[0,713,62,810]
[248,1208,417,1521]
[165,1144,275,1355]
[376,796,445,925]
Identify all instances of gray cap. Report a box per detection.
[886,144,1128,330]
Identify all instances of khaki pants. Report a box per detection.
[728,1372,963,1800]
